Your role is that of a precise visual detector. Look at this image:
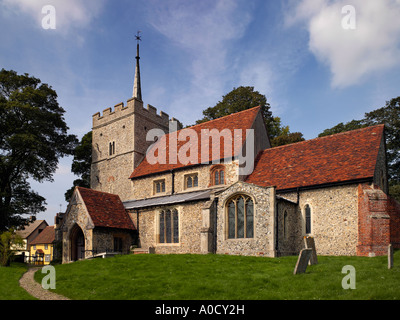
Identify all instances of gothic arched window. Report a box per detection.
[210,165,225,186]
[226,194,254,239]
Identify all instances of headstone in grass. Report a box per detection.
[304,236,318,265]
[388,244,393,269]
[293,248,312,275]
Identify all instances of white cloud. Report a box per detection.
[1,0,105,34]
[285,0,400,88]
[146,0,253,100]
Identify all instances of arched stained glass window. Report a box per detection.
[226,195,254,239]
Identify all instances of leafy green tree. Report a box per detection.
[65,131,92,202]
[0,228,24,266]
[318,120,366,137]
[269,117,305,147]
[0,69,77,230]
[364,97,400,184]
[196,86,274,132]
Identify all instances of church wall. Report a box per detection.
[128,201,206,254]
[280,184,359,256]
[276,200,302,256]
[131,160,239,200]
[216,182,276,257]
[92,228,133,254]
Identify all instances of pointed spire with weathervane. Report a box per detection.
[133,31,142,101]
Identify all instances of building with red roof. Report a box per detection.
[59,45,400,262]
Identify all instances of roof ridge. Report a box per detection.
[183,105,261,130]
[77,186,119,197]
[263,123,384,153]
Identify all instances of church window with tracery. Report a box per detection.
[159,209,179,244]
[226,194,254,239]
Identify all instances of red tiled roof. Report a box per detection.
[30,226,55,245]
[130,106,261,179]
[245,124,384,191]
[77,187,136,230]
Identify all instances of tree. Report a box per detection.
[318,96,400,201]
[318,120,366,137]
[196,86,304,146]
[0,69,77,231]
[364,97,400,184]
[269,117,305,147]
[0,228,24,266]
[196,86,274,131]
[65,131,92,202]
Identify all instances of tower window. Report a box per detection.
[109,141,115,156]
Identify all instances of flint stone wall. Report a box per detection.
[216,181,276,257]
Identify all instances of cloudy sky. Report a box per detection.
[1,0,400,225]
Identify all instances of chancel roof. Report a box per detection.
[246,124,384,191]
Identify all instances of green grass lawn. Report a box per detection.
[29,251,400,300]
[0,263,37,300]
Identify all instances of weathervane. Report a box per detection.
[135,30,142,44]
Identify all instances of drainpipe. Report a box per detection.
[213,198,218,254]
[171,170,175,194]
[136,209,140,248]
[275,200,279,256]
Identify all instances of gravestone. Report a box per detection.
[304,236,318,265]
[293,248,313,275]
[388,244,393,269]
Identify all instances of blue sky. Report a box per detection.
[1,0,400,225]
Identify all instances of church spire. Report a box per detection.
[133,31,142,101]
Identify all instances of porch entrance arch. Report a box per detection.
[70,224,85,261]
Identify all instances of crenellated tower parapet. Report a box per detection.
[91,96,178,201]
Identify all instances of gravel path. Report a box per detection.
[19,267,70,300]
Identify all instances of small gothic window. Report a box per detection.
[185,173,198,189]
[305,205,311,234]
[226,194,254,239]
[159,209,179,244]
[154,179,166,194]
[210,165,225,186]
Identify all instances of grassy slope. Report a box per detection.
[0,263,36,300]
[33,251,400,300]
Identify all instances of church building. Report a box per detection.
[57,40,400,263]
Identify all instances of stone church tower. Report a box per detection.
[90,37,178,201]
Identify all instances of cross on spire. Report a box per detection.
[133,31,142,101]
